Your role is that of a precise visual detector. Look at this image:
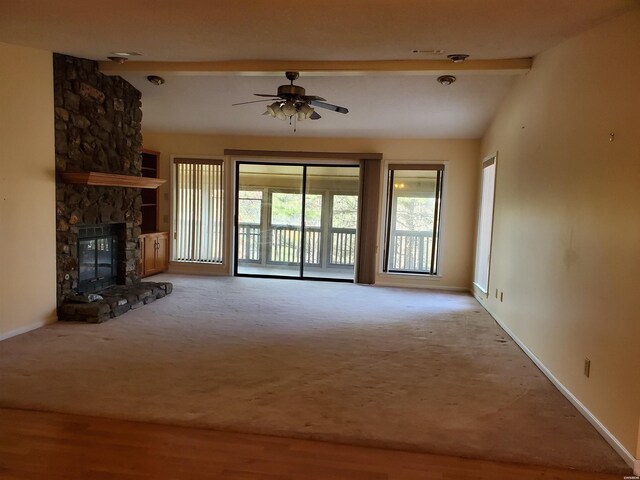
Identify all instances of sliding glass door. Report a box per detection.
[235,163,359,281]
[304,166,359,280]
[237,164,303,278]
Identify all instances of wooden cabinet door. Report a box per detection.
[140,232,169,278]
[156,233,169,271]
[143,234,158,275]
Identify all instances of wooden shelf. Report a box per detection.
[60,172,166,189]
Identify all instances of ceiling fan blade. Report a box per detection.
[254,93,280,98]
[232,99,277,106]
[309,100,349,114]
[302,95,326,102]
[310,111,322,120]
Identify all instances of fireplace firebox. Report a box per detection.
[77,224,120,293]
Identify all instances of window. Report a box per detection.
[473,156,497,293]
[174,158,224,263]
[238,190,262,225]
[237,189,262,262]
[383,164,444,275]
[330,194,358,265]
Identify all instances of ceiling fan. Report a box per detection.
[232,71,349,122]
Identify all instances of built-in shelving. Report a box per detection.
[140,150,161,234]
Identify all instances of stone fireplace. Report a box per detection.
[54,53,143,307]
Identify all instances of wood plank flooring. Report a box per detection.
[0,408,624,480]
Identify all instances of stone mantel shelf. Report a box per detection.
[60,172,166,189]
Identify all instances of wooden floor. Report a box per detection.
[0,408,623,480]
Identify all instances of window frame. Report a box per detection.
[171,156,226,265]
[381,162,445,277]
[473,154,498,295]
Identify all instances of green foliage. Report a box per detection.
[238,190,262,224]
[395,196,435,232]
[332,195,358,228]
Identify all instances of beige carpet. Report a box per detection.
[0,275,628,474]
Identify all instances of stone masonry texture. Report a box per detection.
[54,53,144,307]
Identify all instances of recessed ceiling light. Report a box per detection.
[437,75,456,86]
[107,56,128,64]
[147,75,165,86]
[411,49,445,55]
[110,52,142,57]
[447,54,469,63]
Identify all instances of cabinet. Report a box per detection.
[139,232,169,277]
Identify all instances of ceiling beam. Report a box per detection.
[98,58,532,76]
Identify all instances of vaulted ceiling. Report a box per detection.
[1,0,636,138]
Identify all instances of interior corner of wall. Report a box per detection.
[636,417,640,461]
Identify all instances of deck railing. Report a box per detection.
[239,224,433,272]
[237,223,261,262]
[388,230,433,272]
[238,223,355,267]
[269,225,322,265]
[330,228,357,266]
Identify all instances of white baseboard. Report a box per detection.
[473,293,637,472]
[375,279,469,292]
[0,316,56,341]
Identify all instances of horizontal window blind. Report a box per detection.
[174,159,224,263]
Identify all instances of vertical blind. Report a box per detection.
[174,158,224,263]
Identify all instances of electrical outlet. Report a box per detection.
[495,289,499,298]
[500,291,504,302]
[584,358,591,378]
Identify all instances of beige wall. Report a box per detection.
[0,43,57,338]
[143,132,479,289]
[477,10,640,458]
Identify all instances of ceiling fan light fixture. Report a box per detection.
[275,108,287,121]
[266,102,281,118]
[281,101,297,118]
[232,72,348,128]
[298,103,314,120]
